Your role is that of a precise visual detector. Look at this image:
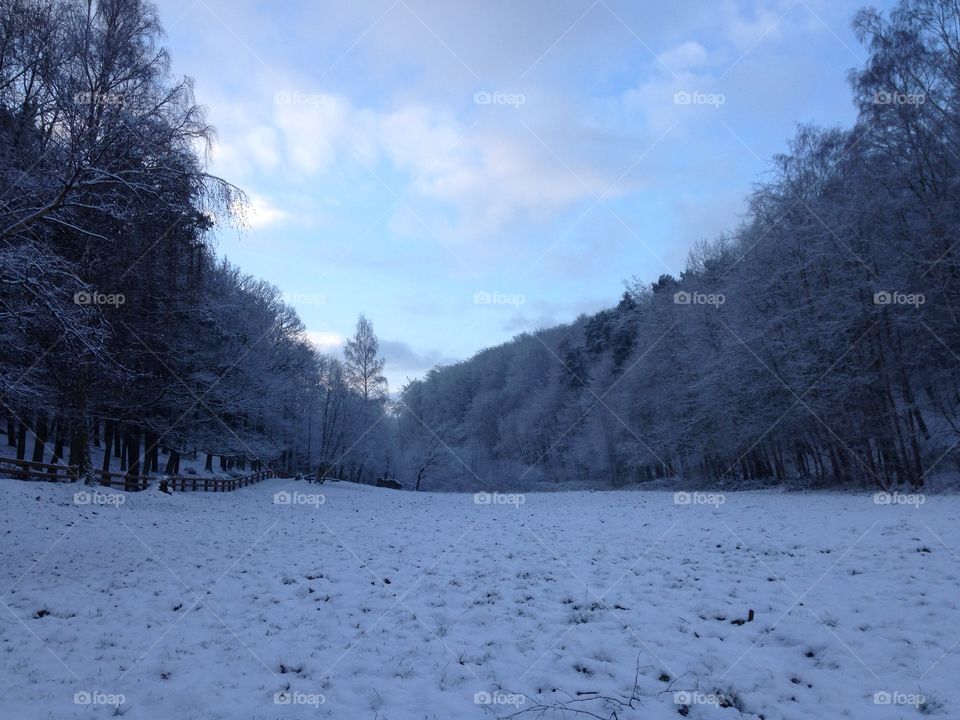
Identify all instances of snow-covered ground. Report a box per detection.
[0,478,957,719]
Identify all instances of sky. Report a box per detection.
[154,0,895,389]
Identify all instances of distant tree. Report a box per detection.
[344,314,388,402]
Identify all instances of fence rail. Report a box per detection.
[1,458,279,492]
[154,469,279,492]
[0,457,78,482]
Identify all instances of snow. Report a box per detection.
[1,478,957,719]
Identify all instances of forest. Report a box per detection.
[397,0,960,491]
[0,0,388,483]
[2,0,959,492]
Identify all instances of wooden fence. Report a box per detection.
[0,457,78,482]
[153,469,279,492]
[0,457,279,492]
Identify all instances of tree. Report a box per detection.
[0,0,347,480]
[344,314,388,402]
[395,0,960,491]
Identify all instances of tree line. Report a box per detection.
[0,0,389,482]
[5,0,958,492]
[397,0,960,491]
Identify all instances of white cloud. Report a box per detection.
[244,126,282,170]
[300,332,450,386]
[659,41,709,72]
[379,105,600,231]
[209,81,624,239]
[274,94,379,174]
[379,339,450,373]
[304,330,345,352]
[239,192,288,229]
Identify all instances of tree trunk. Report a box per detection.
[68,417,92,477]
[102,420,114,479]
[164,449,179,475]
[119,431,128,472]
[31,412,48,463]
[49,422,65,474]
[144,430,159,473]
[15,418,27,460]
[125,429,140,478]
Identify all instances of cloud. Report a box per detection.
[158,0,887,381]
[379,339,452,374]
[378,104,617,235]
[203,68,636,242]
[241,192,289,228]
[205,108,283,180]
[303,333,450,382]
[256,92,623,238]
[274,93,379,174]
[304,330,346,353]
[721,0,793,51]
[194,1,825,246]
[500,297,611,333]
[658,41,709,72]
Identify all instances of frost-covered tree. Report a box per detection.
[396,0,960,491]
[344,314,388,403]
[0,0,382,481]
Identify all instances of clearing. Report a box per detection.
[0,479,956,719]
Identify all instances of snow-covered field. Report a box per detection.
[1,478,957,719]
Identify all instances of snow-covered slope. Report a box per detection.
[0,479,956,719]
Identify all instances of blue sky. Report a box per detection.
[155,0,894,389]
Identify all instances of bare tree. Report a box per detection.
[344,314,387,402]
